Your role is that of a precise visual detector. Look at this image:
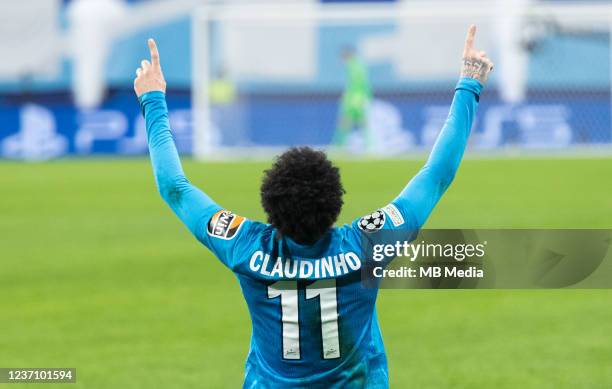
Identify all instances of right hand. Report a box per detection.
[134,39,167,98]
[460,25,494,84]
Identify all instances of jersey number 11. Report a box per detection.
[268,280,340,360]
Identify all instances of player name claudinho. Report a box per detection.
[249,250,362,278]
[373,265,484,279]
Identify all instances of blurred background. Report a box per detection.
[2,0,612,158]
[1,1,611,388]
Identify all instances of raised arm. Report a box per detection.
[393,25,494,228]
[134,39,220,239]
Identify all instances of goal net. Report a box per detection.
[191,1,612,159]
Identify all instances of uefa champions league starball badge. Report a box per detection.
[358,210,385,233]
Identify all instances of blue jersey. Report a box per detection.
[139,78,483,388]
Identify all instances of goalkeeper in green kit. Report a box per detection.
[333,46,372,149]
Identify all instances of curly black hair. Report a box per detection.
[261,147,345,245]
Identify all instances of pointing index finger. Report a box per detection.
[148,38,160,67]
[463,24,476,56]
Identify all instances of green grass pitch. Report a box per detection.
[1,158,611,388]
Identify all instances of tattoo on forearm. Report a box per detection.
[461,58,489,82]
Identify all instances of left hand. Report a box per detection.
[134,39,167,97]
[460,25,494,84]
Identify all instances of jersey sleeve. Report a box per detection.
[351,203,418,233]
[140,91,256,270]
[393,77,482,229]
[196,210,261,270]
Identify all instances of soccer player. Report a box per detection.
[134,25,493,389]
[332,46,372,149]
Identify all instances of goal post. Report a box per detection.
[191,1,612,160]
